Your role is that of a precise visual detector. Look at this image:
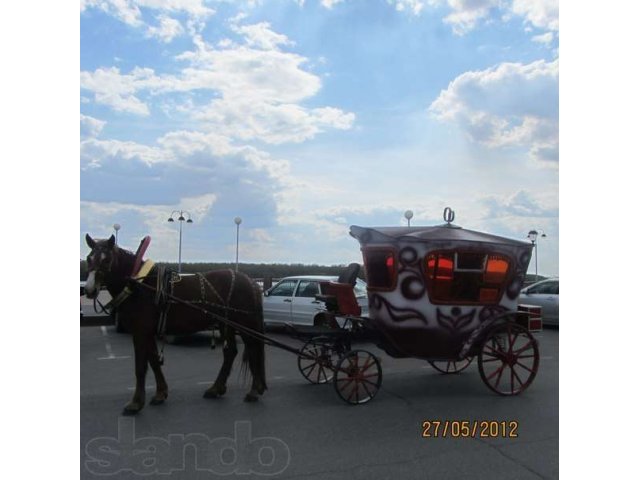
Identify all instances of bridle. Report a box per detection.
[86,245,118,314]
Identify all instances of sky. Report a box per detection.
[80,0,559,276]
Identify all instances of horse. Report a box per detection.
[84,234,267,415]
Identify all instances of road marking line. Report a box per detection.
[97,356,131,360]
[100,325,117,359]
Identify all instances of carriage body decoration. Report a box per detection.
[350,221,533,361]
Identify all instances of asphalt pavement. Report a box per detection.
[80,325,559,479]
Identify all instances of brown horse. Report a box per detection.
[84,234,267,415]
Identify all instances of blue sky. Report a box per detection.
[80,0,559,276]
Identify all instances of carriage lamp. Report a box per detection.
[404,210,414,227]
[168,211,193,273]
[234,217,242,272]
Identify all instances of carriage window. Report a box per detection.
[363,249,396,290]
[425,252,511,304]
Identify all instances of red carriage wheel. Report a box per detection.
[478,322,540,396]
[333,350,382,405]
[297,338,339,384]
[428,357,473,374]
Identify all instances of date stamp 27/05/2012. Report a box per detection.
[421,420,519,439]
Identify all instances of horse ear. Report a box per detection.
[86,234,96,249]
[107,234,116,249]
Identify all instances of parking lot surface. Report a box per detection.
[81,326,559,479]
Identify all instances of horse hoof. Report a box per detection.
[122,406,142,415]
[203,385,226,399]
[244,393,259,403]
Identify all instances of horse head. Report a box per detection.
[84,234,117,299]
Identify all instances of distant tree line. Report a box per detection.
[80,260,364,281]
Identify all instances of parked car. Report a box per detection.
[263,275,369,326]
[518,278,559,326]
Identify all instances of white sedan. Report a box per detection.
[263,275,369,326]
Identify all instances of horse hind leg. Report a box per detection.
[243,337,267,402]
[203,328,237,399]
[148,338,169,405]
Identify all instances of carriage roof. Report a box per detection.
[349,224,530,248]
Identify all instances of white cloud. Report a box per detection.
[146,14,184,42]
[81,0,214,22]
[80,67,154,115]
[429,59,558,163]
[321,0,345,9]
[393,0,558,35]
[80,114,106,139]
[511,0,558,32]
[81,138,170,168]
[532,31,554,45]
[81,23,355,142]
[391,0,427,15]
[443,0,500,35]
[81,0,143,27]
[81,192,217,256]
[231,21,294,50]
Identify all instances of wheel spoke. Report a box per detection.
[301,362,316,373]
[360,379,374,400]
[348,382,358,402]
[514,360,535,374]
[494,364,506,388]
[483,345,503,357]
[510,366,515,392]
[511,366,525,388]
[512,340,534,356]
[360,357,375,373]
[485,362,505,381]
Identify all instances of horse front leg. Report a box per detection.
[123,333,148,415]
[148,338,168,405]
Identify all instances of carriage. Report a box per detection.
[291,208,542,404]
[84,208,542,413]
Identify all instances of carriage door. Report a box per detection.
[292,280,322,326]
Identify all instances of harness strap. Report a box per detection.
[197,270,237,349]
[104,260,156,312]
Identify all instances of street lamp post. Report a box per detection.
[234,217,242,272]
[113,223,121,245]
[527,229,547,282]
[404,210,414,227]
[168,211,193,273]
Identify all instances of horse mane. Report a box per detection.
[112,245,137,278]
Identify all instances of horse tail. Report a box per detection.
[251,279,267,391]
[239,278,267,392]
